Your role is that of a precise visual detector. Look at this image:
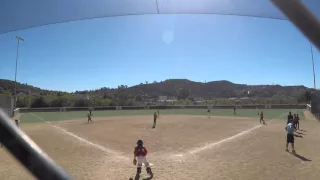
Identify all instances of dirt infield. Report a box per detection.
[1,114,320,179]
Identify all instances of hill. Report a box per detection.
[0,79,311,99]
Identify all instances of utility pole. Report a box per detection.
[14,36,24,109]
[310,42,316,89]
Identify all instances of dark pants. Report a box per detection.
[260,117,264,123]
[287,134,294,144]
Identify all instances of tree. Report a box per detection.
[153,81,157,84]
[135,95,143,101]
[31,96,49,108]
[178,88,189,100]
[145,81,148,84]
[304,91,312,102]
[103,92,108,99]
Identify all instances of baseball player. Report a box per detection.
[89,109,92,116]
[87,113,93,123]
[233,106,236,115]
[133,140,152,177]
[152,112,158,128]
[207,108,211,118]
[258,111,265,124]
[296,114,300,129]
[285,120,296,154]
[293,114,298,131]
[15,118,20,128]
[157,109,159,118]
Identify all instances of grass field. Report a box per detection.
[19,109,305,123]
[1,108,319,180]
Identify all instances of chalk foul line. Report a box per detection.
[173,113,288,157]
[30,113,129,160]
[189,125,262,155]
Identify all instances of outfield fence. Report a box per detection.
[16,104,308,114]
[0,96,14,117]
[311,91,320,120]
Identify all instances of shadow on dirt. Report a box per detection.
[294,134,303,138]
[129,173,153,180]
[289,152,312,161]
[296,131,305,135]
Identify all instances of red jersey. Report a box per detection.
[260,112,263,117]
[134,146,148,156]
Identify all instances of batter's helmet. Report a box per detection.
[137,140,143,146]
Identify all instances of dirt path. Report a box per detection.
[304,110,318,121]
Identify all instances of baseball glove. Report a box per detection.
[133,159,137,165]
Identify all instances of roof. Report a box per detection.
[1,0,319,34]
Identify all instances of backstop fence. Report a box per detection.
[0,96,14,117]
[311,91,320,120]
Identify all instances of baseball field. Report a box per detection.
[1,108,320,180]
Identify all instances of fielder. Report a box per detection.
[133,140,152,177]
[207,108,211,118]
[258,111,265,124]
[87,113,93,123]
[157,109,159,118]
[152,112,158,128]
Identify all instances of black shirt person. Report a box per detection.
[287,112,293,124]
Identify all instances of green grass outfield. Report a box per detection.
[19,109,306,123]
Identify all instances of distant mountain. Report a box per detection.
[0,79,45,95]
[0,79,311,99]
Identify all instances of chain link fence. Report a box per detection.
[311,91,320,120]
[0,96,14,117]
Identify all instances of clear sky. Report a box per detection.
[0,14,319,92]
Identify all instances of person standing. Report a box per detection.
[296,114,300,129]
[287,112,293,124]
[87,113,93,123]
[133,140,152,177]
[157,109,159,118]
[285,121,296,154]
[15,118,20,128]
[258,111,265,124]
[152,112,158,128]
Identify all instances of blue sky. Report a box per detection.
[0,14,319,92]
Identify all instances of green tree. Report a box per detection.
[177,88,189,100]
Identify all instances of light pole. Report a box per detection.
[310,42,316,89]
[14,36,24,109]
